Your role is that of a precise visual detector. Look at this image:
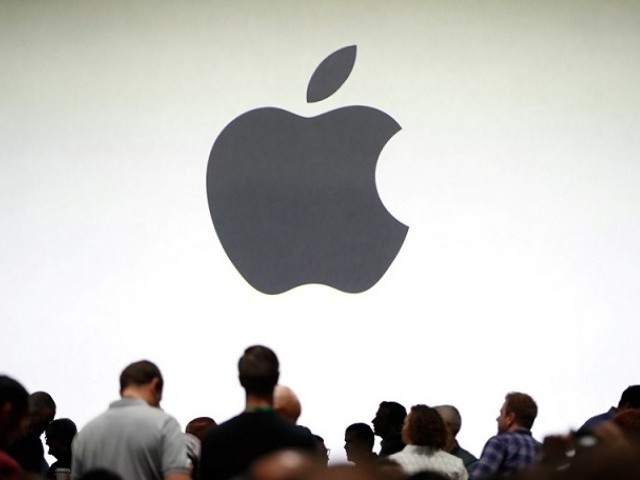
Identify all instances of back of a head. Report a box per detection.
[405,405,447,449]
[238,345,280,396]
[619,385,640,409]
[119,360,163,393]
[434,405,462,436]
[250,449,320,480]
[505,392,538,430]
[186,417,217,441]
[28,391,56,434]
[380,401,407,429]
[274,385,301,423]
[46,418,78,448]
[0,375,29,447]
[346,423,375,448]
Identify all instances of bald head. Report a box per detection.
[434,405,462,437]
[274,385,301,423]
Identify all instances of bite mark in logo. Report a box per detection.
[207,45,408,294]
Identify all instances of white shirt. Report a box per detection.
[390,445,469,480]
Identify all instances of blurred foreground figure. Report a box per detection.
[0,375,29,478]
[71,360,189,480]
[250,450,320,480]
[470,392,539,480]
[200,345,315,480]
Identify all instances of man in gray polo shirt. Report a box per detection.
[71,360,190,480]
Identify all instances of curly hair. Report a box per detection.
[404,405,447,449]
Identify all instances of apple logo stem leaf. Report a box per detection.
[306,45,357,103]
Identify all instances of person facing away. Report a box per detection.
[372,401,407,456]
[344,423,377,466]
[45,418,77,478]
[273,385,302,424]
[6,390,56,475]
[0,375,29,478]
[199,345,316,480]
[578,384,640,433]
[71,360,190,480]
[470,392,540,480]
[433,405,477,471]
[185,417,216,480]
[389,405,467,480]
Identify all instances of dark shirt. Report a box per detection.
[577,407,617,434]
[379,432,405,456]
[5,433,46,474]
[199,410,315,480]
[451,441,478,470]
[47,453,72,478]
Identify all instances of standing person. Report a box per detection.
[7,391,56,474]
[71,360,190,480]
[199,345,316,480]
[434,405,477,470]
[470,392,540,480]
[0,375,29,478]
[372,401,407,456]
[389,405,467,480]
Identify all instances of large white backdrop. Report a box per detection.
[2,0,640,463]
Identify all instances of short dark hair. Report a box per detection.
[405,405,447,449]
[46,418,78,447]
[619,385,640,409]
[119,360,163,393]
[346,422,374,448]
[505,392,538,429]
[0,375,28,420]
[238,345,279,396]
[380,401,407,428]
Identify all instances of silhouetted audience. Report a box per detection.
[45,418,77,478]
[389,405,467,480]
[578,384,640,433]
[186,417,216,480]
[373,402,407,456]
[273,386,302,424]
[0,375,29,479]
[199,345,315,480]
[344,423,377,465]
[311,435,329,467]
[7,391,56,475]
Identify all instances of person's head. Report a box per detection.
[434,405,462,438]
[612,409,640,443]
[119,360,163,407]
[45,418,77,459]
[251,449,321,480]
[497,392,537,433]
[618,385,640,410]
[0,375,28,448]
[344,423,375,464]
[27,391,56,435]
[372,401,406,438]
[401,405,447,449]
[312,434,330,466]
[274,385,301,423]
[186,416,217,441]
[238,345,279,397]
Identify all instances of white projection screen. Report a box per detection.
[2,0,639,464]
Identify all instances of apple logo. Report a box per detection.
[207,45,408,294]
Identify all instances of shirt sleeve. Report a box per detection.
[161,416,190,476]
[470,436,505,480]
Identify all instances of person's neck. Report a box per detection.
[507,424,528,433]
[245,393,273,412]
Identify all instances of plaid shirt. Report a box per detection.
[470,429,540,480]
